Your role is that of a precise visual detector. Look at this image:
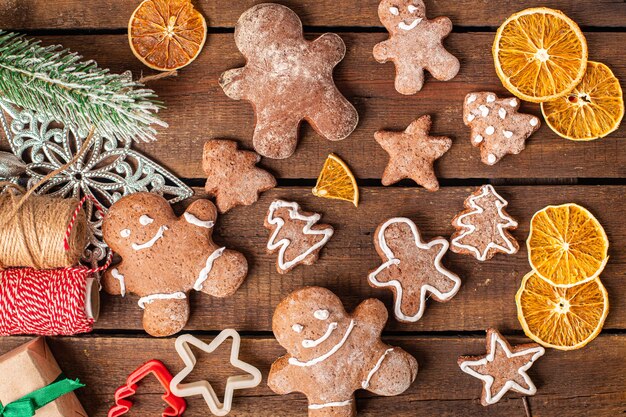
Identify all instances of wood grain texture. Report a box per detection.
[94,186,625,333]
[0,334,623,416]
[19,32,625,181]
[1,0,626,29]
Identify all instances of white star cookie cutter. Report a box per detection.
[169,330,262,416]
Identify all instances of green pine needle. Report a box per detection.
[0,31,167,142]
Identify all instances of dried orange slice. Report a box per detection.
[541,61,624,141]
[527,203,608,287]
[128,0,207,71]
[516,271,608,350]
[312,154,359,207]
[493,7,588,103]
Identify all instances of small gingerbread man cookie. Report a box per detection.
[203,139,276,213]
[264,200,334,274]
[373,0,460,95]
[464,92,541,165]
[219,3,359,159]
[369,217,461,322]
[268,287,418,416]
[102,193,248,337]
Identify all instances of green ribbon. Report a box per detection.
[0,374,84,417]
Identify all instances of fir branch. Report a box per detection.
[0,31,167,142]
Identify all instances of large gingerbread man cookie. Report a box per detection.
[268,287,418,416]
[219,3,359,159]
[373,0,460,95]
[102,193,248,337]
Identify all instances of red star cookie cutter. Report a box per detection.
[108,359,187,417]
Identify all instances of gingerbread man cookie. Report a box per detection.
[102,193,248,337]
[464,92,541,165]
[369,217,461,322]
[375,115,452,191]
[450,185,519,261]
[203,139,276,213]
[219,3,359,159]
[268,287,418,416]
[373,0,460,95]
[264,200,334,274]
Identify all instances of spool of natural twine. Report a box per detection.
[0,188,88,269]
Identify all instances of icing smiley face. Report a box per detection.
[379,0,425,32]
[116,211,167,251]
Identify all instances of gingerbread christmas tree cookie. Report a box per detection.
[368,217,461,322]
[373,0,460,95]
[458,328,545,406]
[264,200,334,274]
[203,139,276,213]
[268,287,418,416]
[450,185,519,261]
[219,3,359,159]
[464,92,541,165]
[375,115,452,191]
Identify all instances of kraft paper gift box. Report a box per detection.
[0,337,87,417]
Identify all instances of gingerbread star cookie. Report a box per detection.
[464,92,541,165]
[203,139,276,213]
[368,217,461,322]
[373,0,460,95]
[264,200,334,274]
[458,328,545,406]
[450,185,519,261]
[375,115,452,191]
[219,3,359,159]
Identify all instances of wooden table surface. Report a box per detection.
[1,1,625,416]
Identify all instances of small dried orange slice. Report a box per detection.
[516,271,608,350]
[527,203,608,287]
[128,0,207,71]
[542,61,624,141]
[312,154,359,207]
[493,7,588,103]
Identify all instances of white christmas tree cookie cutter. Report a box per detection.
[169,330,262,416]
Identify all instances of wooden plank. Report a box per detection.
[95,186,626,333]
[0,334,623,416]
[20,32,626,181]
[2,0,626,30]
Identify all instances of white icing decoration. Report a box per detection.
[398,18,422,31]
[389,6,399,15]
[451,185,518,261]
[487,94,496,103]
[499,108,507,119]
[504,131,513,139]
[368,218,461,322]
[509,98,518,107]
[138,292,187,309]
[479,105,490,117]
[139,214,154,226]
[362,348,394,389]
[485,126,495,135]
[120,229,131,238]
[467,114,475,122]
[408,5,419,12]
[132,225,168,251]
[530,117,539,127]
[487,154,497,164]
[309,400,352,410]
[474,135,484,144]
[302,322,338,348]
[184,212,215,229]
[467,94,477,104]
[289,319,355,367]
[314,309,330,320]
[459,331,545,405]
[292,324,303,333]
[193,247,226,291]
[266,201,334,272]
[111,268,126,297]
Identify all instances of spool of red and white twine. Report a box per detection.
[0,195,111,336]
